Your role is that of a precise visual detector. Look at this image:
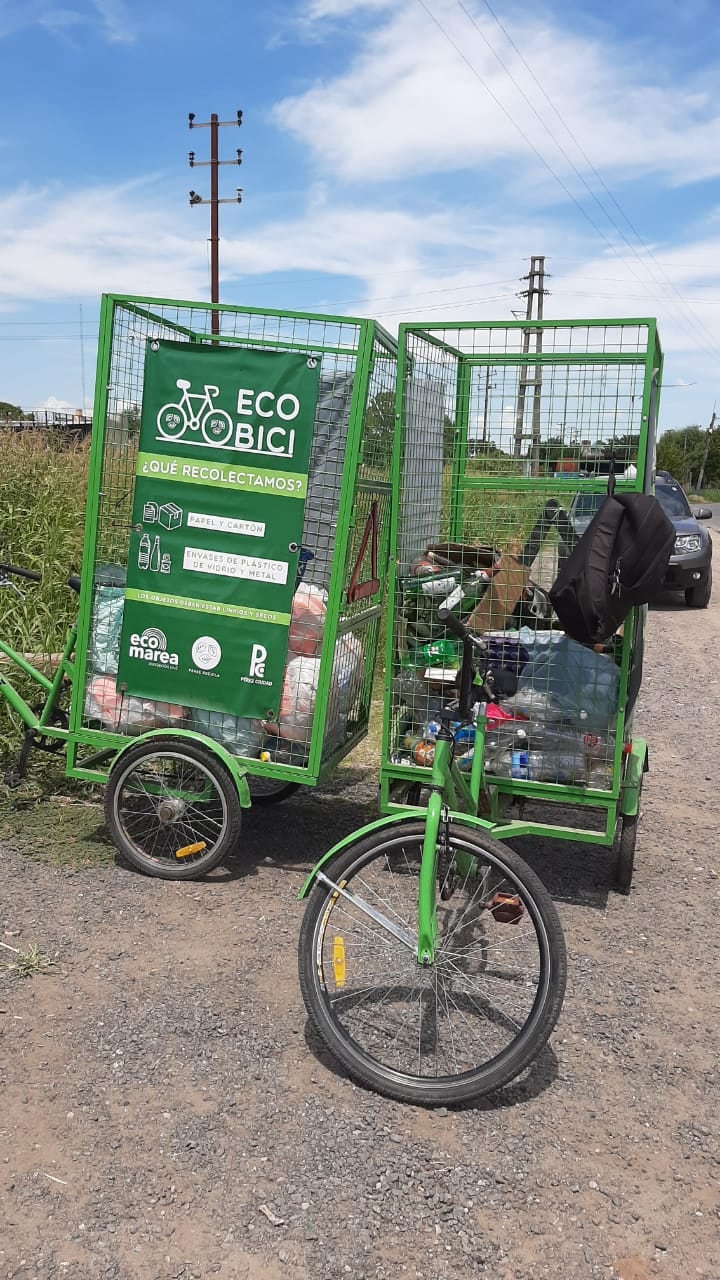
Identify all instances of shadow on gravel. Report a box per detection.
[513,833,614,911]
[111,783,379,883]
[302,1017,560,1111]
[648,589,699,612]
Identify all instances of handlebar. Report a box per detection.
[437,607,475,720]
[0,562,42,583]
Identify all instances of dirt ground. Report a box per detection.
[1,562,719,1280]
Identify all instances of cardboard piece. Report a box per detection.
[465,555,530,634]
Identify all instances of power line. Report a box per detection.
[413,0,720,364]
[450,0,720,362]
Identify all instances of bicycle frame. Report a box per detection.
[0,625,76,740]
[301,708,491,966]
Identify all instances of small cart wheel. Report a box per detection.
[613,813,638,895]
[105,737,242,880]
[247,776,301,807]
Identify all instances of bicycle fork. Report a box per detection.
[416,733,456,964]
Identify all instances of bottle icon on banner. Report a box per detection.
[138,532,151,571]
[149,535,161,573]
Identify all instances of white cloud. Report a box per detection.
[0,182,204,301]
[275,0,720,189]
[91,0,134,43]
[2,177,720,428]
[0,0,134,41]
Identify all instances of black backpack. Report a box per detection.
[549,489,675,646]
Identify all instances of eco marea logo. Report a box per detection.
[128,627,179,667]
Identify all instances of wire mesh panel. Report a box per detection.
[382,319,661,825]
[69,296,396,785]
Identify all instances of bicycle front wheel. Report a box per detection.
[298,819,566,1106]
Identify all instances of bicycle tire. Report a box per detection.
[614,814,637,895]
[105,737,242,880]
[247,776,301,807]
[298,819,566,1106]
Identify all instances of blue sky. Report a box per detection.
[2,0,720,431]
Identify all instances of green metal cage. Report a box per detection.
[381,317,662,849]
[67,295,397,790]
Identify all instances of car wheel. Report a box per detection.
[685,566,712,608]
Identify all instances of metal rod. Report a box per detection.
[210,113,219,336]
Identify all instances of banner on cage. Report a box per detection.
[117,340,321,718]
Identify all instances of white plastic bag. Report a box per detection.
[333,633,364,718]
[289,584,327,657]
[84,675,186,734]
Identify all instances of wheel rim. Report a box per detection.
[310,831,552,1088]
[112,751,229,869]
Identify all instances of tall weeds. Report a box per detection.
[0,431,89,754]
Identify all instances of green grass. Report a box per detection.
[0,757,113,870]
[693,489,720,504]
[1,940,56,978]
[0,430,89,757]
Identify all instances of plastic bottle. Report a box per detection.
[138,532,151,570]
[511,747,530,780]
[421,575,457,598]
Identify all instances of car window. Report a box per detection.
[572,493,604,517]
[656,483,691,518]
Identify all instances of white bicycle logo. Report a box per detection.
[156,379,234,447]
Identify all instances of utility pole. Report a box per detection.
[696,409,716,493]
[513,256,550,470]
[188,110,243,336]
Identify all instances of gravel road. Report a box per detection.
[1,557,719,1280]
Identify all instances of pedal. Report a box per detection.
[487,892,524,924]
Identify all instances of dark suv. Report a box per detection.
[567,481,713,608]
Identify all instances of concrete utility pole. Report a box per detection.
[513,256,551,471]
[696,408,716,494]
[188,110,243,336]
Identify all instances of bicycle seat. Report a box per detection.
[67,575,82,593]
[176,378,191,390]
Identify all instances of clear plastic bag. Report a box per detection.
[190,709,265,758]
[507,635,619,731]
[88,586,125,677]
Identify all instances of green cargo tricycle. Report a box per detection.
[0,294,397,877]
[296,317,660,1105]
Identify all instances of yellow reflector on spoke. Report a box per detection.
[175,841,207,859]
[333,937,346,988]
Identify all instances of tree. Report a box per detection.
[602,434,640,463]
[0,400,26,421]
[657,425,712,489]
